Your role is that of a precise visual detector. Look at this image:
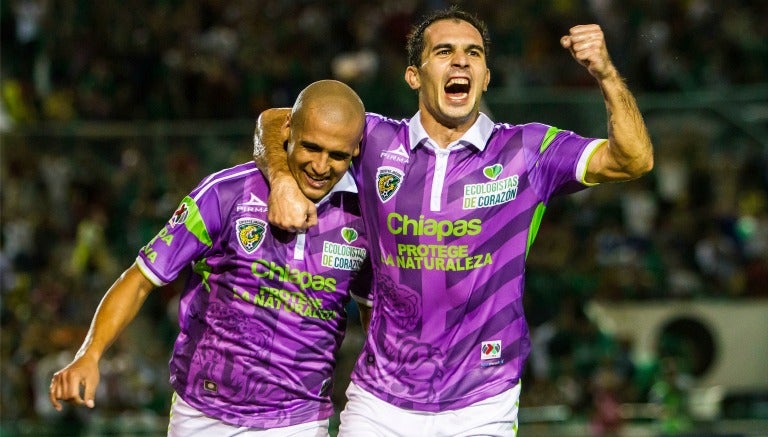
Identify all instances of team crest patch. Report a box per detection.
[235,217,267,253]
[376,166,404,203]
[169,201,190,227]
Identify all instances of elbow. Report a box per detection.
[644,154,654,174]
[622,153,653,181]
[638,140,655,175]
[621,138,654,179]
[636,150,654,177]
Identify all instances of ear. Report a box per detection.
[351,140,361,158]
[281,114,292,150]
[281,113,292,138]
[404,66,420,90]
[482,68,490,92]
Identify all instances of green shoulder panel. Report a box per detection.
[526,202,547,258]
[180,196,213,247]
[540,126,562,154]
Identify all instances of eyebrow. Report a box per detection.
[431,42,485,54]
[301,141,352,159]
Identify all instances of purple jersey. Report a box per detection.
[135,162,371,428]
[349,112,604,411]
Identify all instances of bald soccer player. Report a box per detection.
[50,80,372,437]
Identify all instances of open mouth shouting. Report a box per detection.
[445,77,471,103]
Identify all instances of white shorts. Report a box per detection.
[338,381,520,437]
[167,392,330,437]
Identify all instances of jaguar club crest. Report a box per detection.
[376,166,404,203]
[235,217,267,253]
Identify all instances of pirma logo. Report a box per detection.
[380,143,410,163]
[376,166,404,203]
[235,217,267,253]
[480,340,501,360]
[236,192,268,213]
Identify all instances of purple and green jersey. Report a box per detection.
[135,162,371,428]
[349,112,604,412]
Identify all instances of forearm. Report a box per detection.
[252,107,318,230]
[359,305,372,333]
[75,263,154,361]
[590,72,654,182]
[253,108,292,185]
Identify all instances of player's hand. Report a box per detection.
[268,173,318,232]
[560,24,617,80]
[49,355,100,411]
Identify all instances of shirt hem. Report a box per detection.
[350,375,521,412]
[172,383,333,429]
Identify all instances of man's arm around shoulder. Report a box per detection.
[253,108,318,230]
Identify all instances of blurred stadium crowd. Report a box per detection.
[2,0,767,435]
[2,0,767,121]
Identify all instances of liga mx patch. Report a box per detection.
[481,340,501,360]
[376,166,404,203]
[235,217,267,253]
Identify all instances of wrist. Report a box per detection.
[596,66,621,83]
[271,169,297,187]
[75,348,102,364]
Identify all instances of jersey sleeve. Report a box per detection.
[526,124,606,200]
[136,191,221,286]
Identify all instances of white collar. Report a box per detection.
[407,111,495,151]
[316,171,357,205]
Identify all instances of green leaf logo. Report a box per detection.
[483,164,502,180]
[341,227,358,244]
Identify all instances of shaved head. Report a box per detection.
[290,80,365,135]
[284,80,365,201]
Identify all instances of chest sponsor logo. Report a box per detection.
[322,229,367,271]
[463,169,519,209]
[380,143,410,163]
[170,201,189,228]
[235,260,340,321]
[376,166,404,203]
[235,217,267,253]
[236,193,268,213]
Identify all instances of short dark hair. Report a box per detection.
[406,6,491,67]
